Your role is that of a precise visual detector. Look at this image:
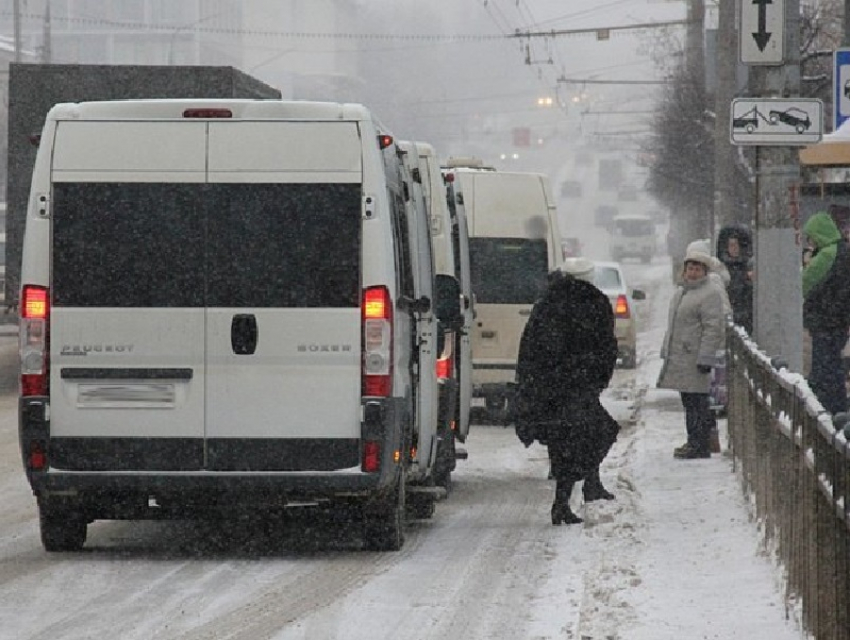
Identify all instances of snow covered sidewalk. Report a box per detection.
[535,367,807,639]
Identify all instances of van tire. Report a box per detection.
[362,476,406,551]
[39,501,87,552]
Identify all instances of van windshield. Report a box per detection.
[52,182,361,308]
[469,237,548,304]
[614,219,654,237]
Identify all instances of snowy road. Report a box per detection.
[0,260,802,639]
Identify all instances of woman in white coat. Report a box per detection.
[657,248,726,459]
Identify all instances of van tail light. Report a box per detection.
[362,440,381,472]
[28,440,47,471]
[436,353,453,380]
[183,108,232,118]
[615,294,630,319]
[20,285,50,397]
[362,286,393,397]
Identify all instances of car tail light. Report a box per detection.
[21,285,50,397]
[615,294,630,319]
[378,134,394,149]
[362,286,393,396]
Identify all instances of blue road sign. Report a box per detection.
[834,47,850,130]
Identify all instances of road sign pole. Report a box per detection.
[746,0,803,372]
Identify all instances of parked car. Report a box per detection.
[589,261,646,369]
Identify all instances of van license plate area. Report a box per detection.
[77,383,176,409]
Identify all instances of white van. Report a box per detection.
[18,99,460,552]
[609,214,656,263]
[412,142,473,490]
[444,161,562,421]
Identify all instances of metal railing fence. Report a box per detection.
[727,327,850,640]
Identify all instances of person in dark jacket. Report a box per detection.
[802,212,850,415]
[514,258,620,525]
[716,225,753,334]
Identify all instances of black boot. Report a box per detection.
[582,469,615,502]
[552,480,583,525]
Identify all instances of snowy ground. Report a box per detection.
[0,259,807,639]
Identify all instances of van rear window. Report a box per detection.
[469,238,548,304]
[614,219,654,237]
[53,183,361,308]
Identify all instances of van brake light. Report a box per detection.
[362,286,393,396]
[20,285,50,396]
[183,108,233,118]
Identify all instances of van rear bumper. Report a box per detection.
[20,396,408,505]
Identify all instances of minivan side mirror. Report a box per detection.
[434,274,463,328]
[631,288,646,300]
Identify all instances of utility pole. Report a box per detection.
[687,0,708,240]
[13,0,22,63]
[749,0,804,371]
[712,0,739,230]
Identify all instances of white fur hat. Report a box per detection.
[560,257,595,282]
[683,248,713,269]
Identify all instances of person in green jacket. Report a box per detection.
[802,212,850,415]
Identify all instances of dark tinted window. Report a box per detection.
[53,182,361,308]
[53,183,205,307]
[206,183,361,308]
[469,238,548,304]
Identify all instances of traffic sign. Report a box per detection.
[834,48,850,130]
[739,0,784,65]
[730,98,823,145]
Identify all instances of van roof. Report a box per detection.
[45,99,378,123]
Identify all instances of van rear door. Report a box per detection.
[468,237,548,387]
[204,122,364,471]
[49,121,207,471]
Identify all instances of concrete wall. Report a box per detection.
[5,63,280,307]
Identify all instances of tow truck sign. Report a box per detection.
[730,98,823,145]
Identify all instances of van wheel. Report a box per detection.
[39,500,87,552]
[362,476,405,551]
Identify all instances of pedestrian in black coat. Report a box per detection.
[514,258,620,525]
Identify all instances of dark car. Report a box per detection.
[768,108,811,133]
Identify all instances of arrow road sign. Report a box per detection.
[739,0,784,65]
[730,98,823,145]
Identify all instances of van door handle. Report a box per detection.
[231,314,258,355]
[519,309,532,316]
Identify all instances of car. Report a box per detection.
[590,261,646,369]
[560,179,582,198]
[594,204,618,228]
[768,108,811,133]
